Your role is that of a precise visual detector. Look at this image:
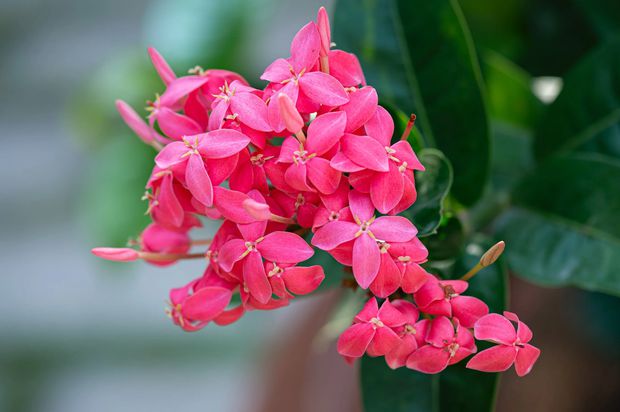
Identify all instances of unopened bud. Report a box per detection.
[278,94,304,135]
[147,47,176,85]
[92,247,139,262]
[480,241,505,267]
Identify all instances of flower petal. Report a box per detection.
[282,265,325,295]
[290,22,320,72]
[261,58,292,83]
[474,313,517,345]
[355,297,379,322]
[218,238,247,272]
[341,134,389,172]
[426,316,455,347]
[213,187,256,224]
[259,231,314,263]
[148,47,176,85]
[466,345,517,373]
[341,86,378,132]
[515,344,540,377]
[198,129,250,159]
[371,216,417,242]
[154,141,188,169]
[157,107,203,140]
[306,111,347,156]
[328,49,365,88]
[307,157,341,194]
[298,71,349,106]
[352,234,381,289]
[182,286,232,322]
[370,162,404,214]
[337,323,375,358]
[348,190,374,222]
[378,299,407,327]
[391,140,424,170]
[330,151,365,172]
[185,154,213,207]
[364,105,393,146]
[504,311,534,343]
[367,326,401,356]
[230,92,271,132]
[311,220,359,250]
[451,296,489,328]
[406,345,450,374]
[244,251,272,304]
[159,76,209,107]
[284,163,314,192]
[370,252,402,298]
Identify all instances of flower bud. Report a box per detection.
[91,247,139,262]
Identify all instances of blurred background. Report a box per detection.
[1,0,619,411]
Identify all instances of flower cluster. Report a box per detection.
[92,7,539,376]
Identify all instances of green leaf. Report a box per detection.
[575,0,620,39]
[534,38,620,160]
[361,236,507,412]
[489,122,534,190]
[333,0,490,206]
[482,51,543,130]
[80,135,154,246]
[401,149,453,237]
[423,216,465,261]
[496,154,620,295]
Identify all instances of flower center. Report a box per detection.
[328,211,340,221]
[404,324,416,335]
[443,285,458,299]
[370,317,384,329]
[447,342,460,357]
[251,153,272,166]
[293,149,316,164]
[295,193,306,209]
[268,264,284,278]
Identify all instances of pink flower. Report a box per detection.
[407,316,476,374]
[261,21,349,131]
[312,179,353,230]
[337,298,406,358]
[414,277,489,328]
[154,130,250,207]
[218,194,314,304]
[384,300,430,369]
[266,262,325,299]
[466,312,540,376]
[139,223,190,266]
[209,80,271,133]
[167,275,233,332]
[277,102,346,194]
[388,238,430,293]
[312,191,417,288]
[345,106,424,214]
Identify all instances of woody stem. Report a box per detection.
[190,239,212,246]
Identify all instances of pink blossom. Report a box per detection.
[154,130,250,207]
[277,103,346,194]
[337,298,406,358]
[385,300,430,369]
[466,312,540,376]
[266,262,325,299]
[218,193,314,303]
[139,223,190,266]
[407,316,476,374]
[312,191,417,288]
[209,80,271,133]
[388,238,431,293]
[167,275,233,332]
[414,277,489,328]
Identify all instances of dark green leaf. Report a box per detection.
[361,236,507,412]
[489,122,534,190]
[333,0,490,206]
[482,51,543,130]
[496,154,620,295]
[535,38,620,160]
[422,216,465,261]
[402,149,453,237]
[575,0,620,39]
